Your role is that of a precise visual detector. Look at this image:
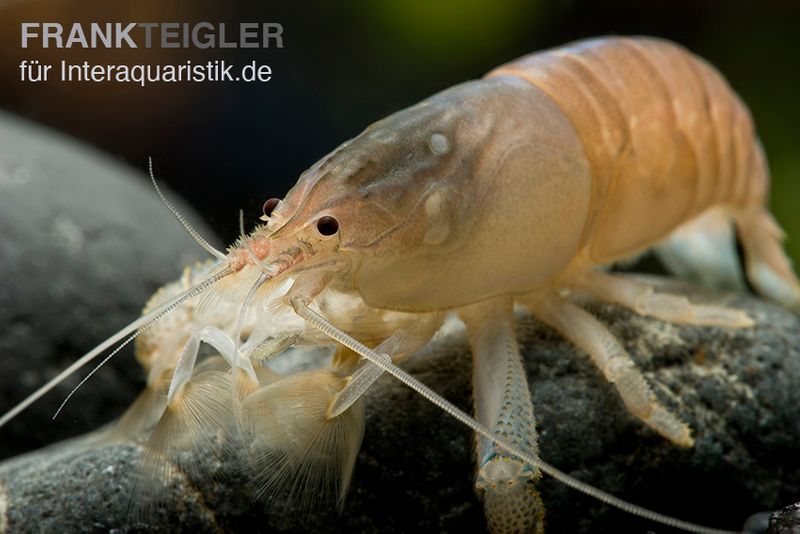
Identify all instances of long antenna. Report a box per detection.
[148,157,227,261]
[0,265,230,430]
[51,266,231,419]
[295,303,737,534]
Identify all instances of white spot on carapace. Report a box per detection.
[429,133,450,155]
[424,222,450,245]
[424,189,446,217]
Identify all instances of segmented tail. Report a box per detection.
[736,208,800,311]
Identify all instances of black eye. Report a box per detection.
[262,197,280,217]
[316,216,339,236]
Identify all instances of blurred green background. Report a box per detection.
[0,0,798,265]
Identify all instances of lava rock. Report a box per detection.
[769,503,800,534]
[0,111,220,459]
[0,279,798,533]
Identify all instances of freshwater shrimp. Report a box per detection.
[2,35,799,533]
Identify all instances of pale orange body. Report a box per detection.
[216,37,799,533]
[2,37,797,534]
[491,37,767,265]
[242,37,797,315]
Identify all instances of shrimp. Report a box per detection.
[2,35,798,534]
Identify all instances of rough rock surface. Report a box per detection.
[769,503,800,534]
[0,111,220,460]
[0,277,798,533]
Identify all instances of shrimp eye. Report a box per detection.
[262,197,280,217]
[316,216,339,236]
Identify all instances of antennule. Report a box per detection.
[148,157,227,261]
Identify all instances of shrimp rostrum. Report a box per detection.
[3,36,799,533]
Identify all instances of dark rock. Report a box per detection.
[0,278,798,533]
[0,111,220,459]
[769,503,800,534]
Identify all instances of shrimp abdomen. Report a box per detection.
[488,37,760,260]
[489,36,800,307]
